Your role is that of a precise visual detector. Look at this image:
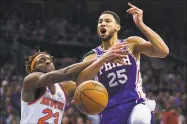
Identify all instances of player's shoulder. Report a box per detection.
[23,72,44,92]
[81,50,97,62]
[23,72,43,84]
[126,36,146,44]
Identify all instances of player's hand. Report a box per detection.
[101,43,130,64]
[71,99,75,104]
[127,3,143,26]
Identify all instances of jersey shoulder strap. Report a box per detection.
[80,50,96,62]
[119,39,126,43]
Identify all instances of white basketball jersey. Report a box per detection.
[20,83,66,124]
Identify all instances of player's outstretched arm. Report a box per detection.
[75,43,129,86]
[127,3,169,58]
[23,59,96,91]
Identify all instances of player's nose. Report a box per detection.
[100,22,106,27]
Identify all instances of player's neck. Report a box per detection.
[101,34,119,50]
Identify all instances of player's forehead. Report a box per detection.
[36,54,51,61]
[99,14,115,21]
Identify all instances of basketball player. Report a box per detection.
[20,48,129,124]
[75,3,169,124]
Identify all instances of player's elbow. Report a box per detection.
[160,47,169,58]
[75,74,84,86]
[75,72,92,86]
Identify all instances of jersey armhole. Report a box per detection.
[58,83,67,105]
[121,38,138,61]
[80,50,96,62]
[74,50,96,81]
[28,87,47,105]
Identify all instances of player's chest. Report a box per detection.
[39,91,65,111]
[98,55,136,75]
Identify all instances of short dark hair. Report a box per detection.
[101,10,120,25]
[25,51,52,73]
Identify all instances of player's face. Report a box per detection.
[97,14,120,41]
[34,54,55,73]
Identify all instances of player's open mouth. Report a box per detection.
[100,28,106,34]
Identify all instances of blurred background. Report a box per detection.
[0,0,186,123]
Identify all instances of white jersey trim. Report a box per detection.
[135,60,146,99]
[58,83,67,105]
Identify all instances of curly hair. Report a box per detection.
[25,51,50,74]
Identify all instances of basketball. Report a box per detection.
[73,80,108,115]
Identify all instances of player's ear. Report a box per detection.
[116,24,121,31]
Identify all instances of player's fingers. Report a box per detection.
[110,44,122,50]
[119,54,129,58]
[127,48,132,53]
[71,100,75,104]
[131,10,138,15]
[128,3,138,9]
[113,49,130,55]
[113,54,129,59]
[112,44,127,50]
[116,42,128,47]
[114,44,129,50]
[127,8,137,13]
[128,8,138,14]
[122,49,130,54]
[117,49,130,55]
[116,60,126,65]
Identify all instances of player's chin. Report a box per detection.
[100,35,110,41]
[43,67,54,72]
[48,67,54,72]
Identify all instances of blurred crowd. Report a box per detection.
[1,18,98,46]
[1,17,186,58]
[1,0,186,57]
[0,56,186,124]
[141,60,186,124]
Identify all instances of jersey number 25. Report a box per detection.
[108,69,128,87]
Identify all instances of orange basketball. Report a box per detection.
[73,80,108,115]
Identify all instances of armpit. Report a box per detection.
[81,50,96,62]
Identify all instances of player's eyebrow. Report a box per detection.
[98,18,102,21]
[98,18,112,22]
[105,18,112,21]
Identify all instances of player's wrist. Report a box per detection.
[98,55,107,63]
[137,21,145,29]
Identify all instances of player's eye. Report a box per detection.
[39,58,45,63]
[47,58,52,62]
[98,19,103,23]
[105,19,111,23]
[50,56,54,61]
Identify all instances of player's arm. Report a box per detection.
[75,44,129,86]
[75,53,98,86]
[127,3,169,58]
[127,36,169,58]
[23,59,96,91]
[60,81,76,97]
